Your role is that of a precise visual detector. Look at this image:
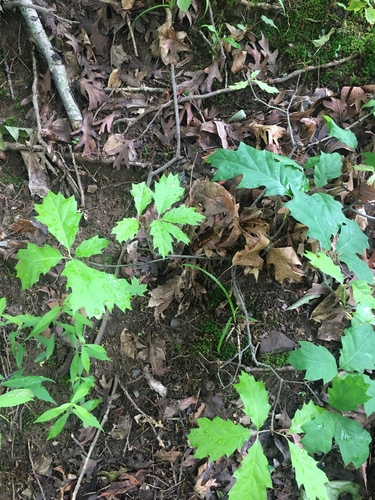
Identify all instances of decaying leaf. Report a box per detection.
[149,336,168,376]
[20,151,50,197]
[71,111,98,156]
[151,9,190,65]
[266,247,304,282]
[155,448,181,463]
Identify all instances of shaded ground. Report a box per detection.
[1,0,375,498]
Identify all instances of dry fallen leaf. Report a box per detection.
[266,247,304,282]
[155,448,181,463]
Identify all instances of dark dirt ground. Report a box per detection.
[1,0,375,499]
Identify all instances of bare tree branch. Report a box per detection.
[17,0,83,129]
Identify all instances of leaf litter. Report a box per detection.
[0,0,375,498]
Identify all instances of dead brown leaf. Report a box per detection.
[71,111,98,156]
[201,56,223,93]
[149,336,168,376]
[163,396,198,419]
[266,247,304,282]
[155,448,181,463]
[151,10,190,65]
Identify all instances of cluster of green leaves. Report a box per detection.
[15,191,146,319]
[338,0,375,24]
[1,173,202,439]
[188,370,368,500]
[188,118,375,498]
[112,174,204,258]
[188,372,364,499]
[207,117,373,285]
[0,298,109,437]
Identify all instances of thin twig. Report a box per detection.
[146,64,182,187]
[71,376,119,500]
[268,55,355,84]
[1,44,15,100]
[118,379,159,438]
[69,145,85,208]
[105,86,166,93]
[3,0,79,23]
[31,46,44,145]
[28,441,47,500]
[126,13,139,58]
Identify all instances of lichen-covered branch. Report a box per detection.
[18,0,82,129]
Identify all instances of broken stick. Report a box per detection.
[17,0,83,129]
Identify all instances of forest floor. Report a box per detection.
[0,0,375,498]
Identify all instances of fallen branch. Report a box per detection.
[17,0,83,129]
[268,55,355,84]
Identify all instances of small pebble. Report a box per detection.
[170,319,180,329]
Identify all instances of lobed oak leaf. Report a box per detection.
[266,247,304,283]
[72,111,98,157]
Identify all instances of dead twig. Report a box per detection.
[118,379,160,439]
[71,376,119,500]
[31,46,46,147]
[17,0,82,129]
[105,86,166,93]
[1,43,15,100]
[146,64,182,187]
[268,55,355,84]
[126,13,139,58]
[3,0,79,23]
[27,441,47,500]
[69,145,85,208]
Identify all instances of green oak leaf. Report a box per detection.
[188,416,251,461]
[288,342,337,383]
[153,174,185,214]
[150,219,189,258]
[331,413,371,468]
[328,374,370,412]
[230,438,272,499]
[16,243,63,289]
[62,259,143,319]
[234,372,270,429]
[305,152,343,188]
[161,206,205,225]
[131,181,153,215]
[207,142,308,196]
[336,220,374,283]
[290,400,325,434]
[285,192,346,249]
[324,481,361,500]
[34,191,81,251]
[363,375,375,416]
[339,323,375,371]
[305,251,344,283]
[351,281,375,309]
[112,218,139,243]
[301,410,334,454]
[75,235,110,258]
[324,116,358,149]
[289,441,329,500]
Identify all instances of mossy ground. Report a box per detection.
[214,0,375,88]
